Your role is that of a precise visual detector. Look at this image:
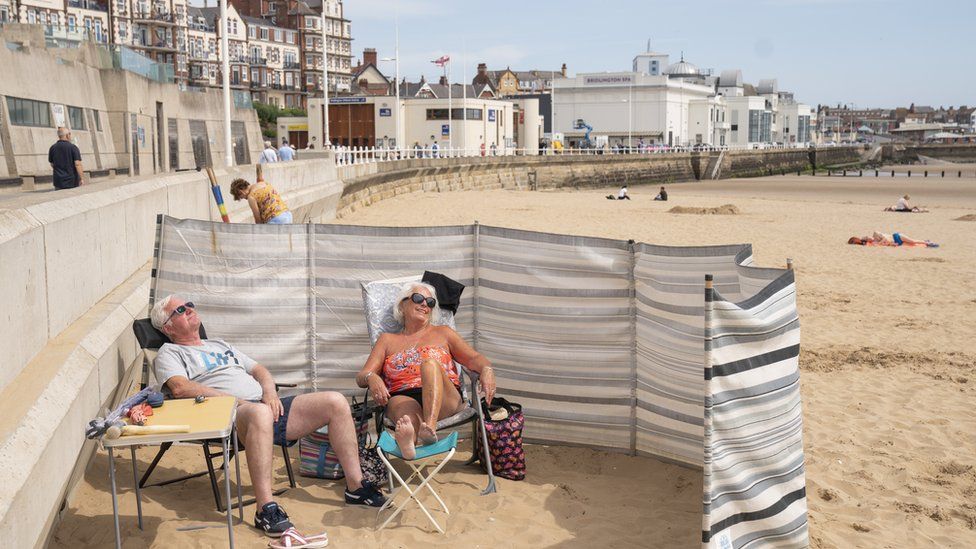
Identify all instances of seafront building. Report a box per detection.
[1,0,352,107]
[553,46,815,148]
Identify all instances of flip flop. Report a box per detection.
[268,527,328,548]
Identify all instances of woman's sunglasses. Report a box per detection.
[164,302,195,325]
[403,293,436,308]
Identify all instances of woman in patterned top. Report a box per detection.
[356,282,496,459]
[230,178,292,224]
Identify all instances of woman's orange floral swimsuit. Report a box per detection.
[383,345,461,404]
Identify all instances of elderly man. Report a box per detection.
[150,295,385,537]
[49,127,85,189]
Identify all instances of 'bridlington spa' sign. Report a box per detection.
[583,74,635,86]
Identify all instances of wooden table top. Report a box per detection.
[103,396,237,448]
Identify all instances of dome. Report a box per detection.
[665,55,699,78]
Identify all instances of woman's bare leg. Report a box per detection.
[387,396,422,459]
[418,359,464,444]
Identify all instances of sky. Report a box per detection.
[343,0,975,109]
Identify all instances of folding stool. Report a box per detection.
[375,431,459,534]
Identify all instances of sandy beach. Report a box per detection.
[52,173,976,548]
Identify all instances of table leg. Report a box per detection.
[222,437,235,549]
[108,448,121,549]
[130,446,144,530]
[233,426,243,522]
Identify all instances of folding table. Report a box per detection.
[102,396,242,549]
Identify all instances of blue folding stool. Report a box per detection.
[375,431,459,533]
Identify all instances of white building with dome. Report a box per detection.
[552,45,813,148]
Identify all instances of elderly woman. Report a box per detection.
[230,177,292,224]
[356,283,496,459]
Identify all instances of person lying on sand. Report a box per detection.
[848,231,939,247]
[884,194,928,213]
[356,283,496,459]
[151,295,386,537]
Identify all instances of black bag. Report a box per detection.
[356,398,387,487]
[476,397,526,481]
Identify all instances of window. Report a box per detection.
[730,124,738,132]
[68,106,86,130]
[305,36,314,48]
[248,26,256,39]
[274,29,282,42]
[260,28,269,40]
[426,108,483,120]
[6,97,51,127]
[93,109,103,131]
[68,15,76,31]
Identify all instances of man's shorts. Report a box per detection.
[271,395,298,447]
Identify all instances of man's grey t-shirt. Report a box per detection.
[154,339,263,401]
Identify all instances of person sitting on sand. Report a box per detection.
[230,178,292,224]
[847,231,938,247]
[355,283,496,459]
[616,185,631,200]
[886,194,928,213]
[654,186,668,201]
[151,295,386,537]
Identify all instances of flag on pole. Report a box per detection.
[432,55,450,67]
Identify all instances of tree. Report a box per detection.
[253,101,307,139]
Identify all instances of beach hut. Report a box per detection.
[150,215,808,548]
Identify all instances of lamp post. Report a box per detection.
[550,70,556,150]
[628,77,633,149]
[321,15,330,147]
[219,0,231,166]
[380,54,399,156]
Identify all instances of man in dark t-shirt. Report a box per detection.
[48,127,85,190]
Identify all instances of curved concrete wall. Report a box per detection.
[0,149,852,547]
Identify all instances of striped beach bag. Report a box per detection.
[299,405,370,479]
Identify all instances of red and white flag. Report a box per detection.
[431,55,450,67]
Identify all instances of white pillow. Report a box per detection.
[361,275,456,345]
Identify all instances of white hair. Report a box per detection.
[264,140,273,148]
[150,294,176,330]
[57,127,69,138]
[392,282,441,326]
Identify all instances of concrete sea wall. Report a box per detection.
[882,143,976,164]
[0,149,855,547]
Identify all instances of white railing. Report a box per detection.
[326,142,861,166]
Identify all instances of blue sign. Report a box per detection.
[441,124,450,136]
[379,108,391,117]
[329,97,367,104]
[488,109,496,122]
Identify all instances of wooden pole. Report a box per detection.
[205,167,231,223]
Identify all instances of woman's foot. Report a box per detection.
[394,416,416,459]
[418,422,438,446]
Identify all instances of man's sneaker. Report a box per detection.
[254,502,294,537]
[345,481,387,507]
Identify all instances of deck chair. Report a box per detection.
[132,318,297,512]
[360,274,496,495]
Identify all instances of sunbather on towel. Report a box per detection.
[848,231,939,247]
[885,194,928,213]
[356,282,496,459]
[151,295,386,538]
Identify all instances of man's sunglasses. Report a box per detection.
[164,302,195,326]
[402,293,436,308]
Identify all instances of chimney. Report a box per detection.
[358,78,369,90]
[477,62,487,76]
[363,47,377,67]
[561,63,567,77]
[439,75,448,86]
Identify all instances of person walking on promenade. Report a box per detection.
[49,127,85,190]
[260,141,279,164]
[278,140,295,161]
